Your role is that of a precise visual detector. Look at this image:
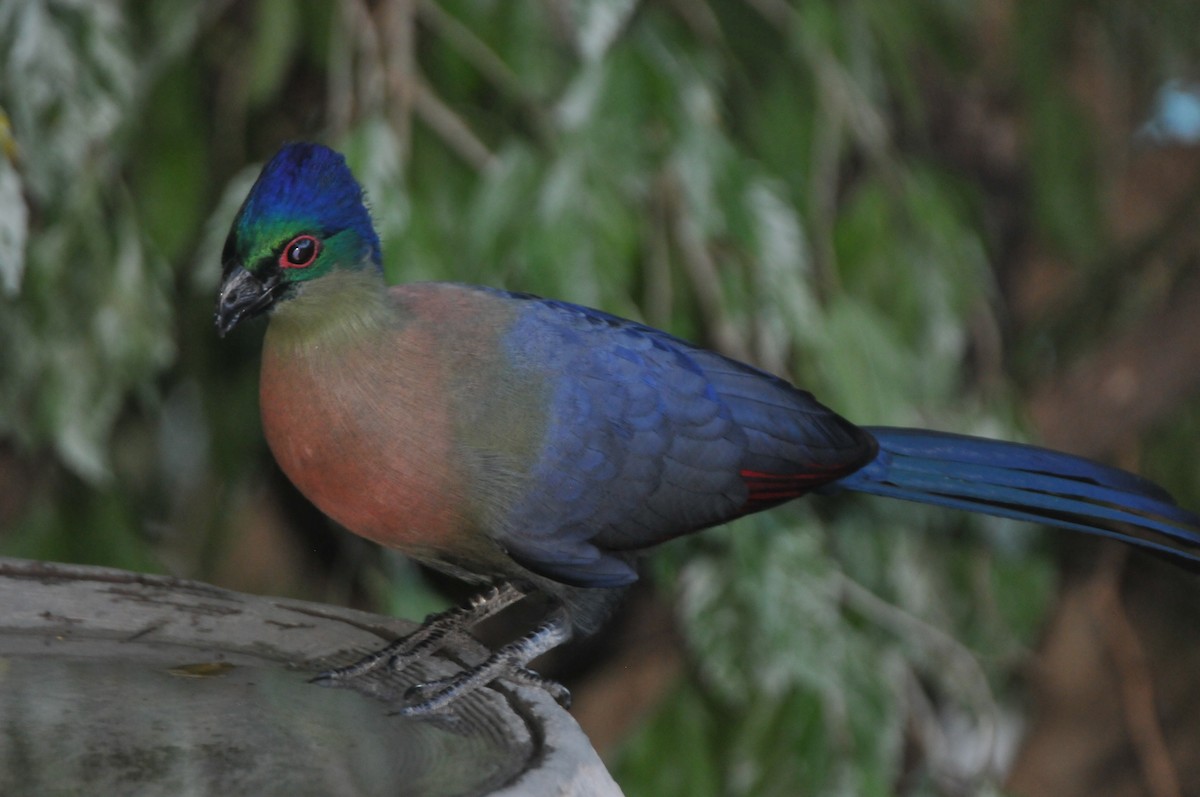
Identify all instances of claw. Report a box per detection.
[311,582,527,686]
[396,606,574,715]
[511,667,572,708]
[403,680,437,701]
[313,586,574,715]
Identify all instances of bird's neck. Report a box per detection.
[265,268,393,353]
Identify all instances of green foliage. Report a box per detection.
[0,2,173,482]
[0,113,25,294]
[1,1,1198,794]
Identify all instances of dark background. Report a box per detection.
[3,1,1200,794]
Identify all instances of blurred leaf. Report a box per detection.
[571,0,639,62]
[1027,92,1105,260]
[247,0,301,108]
[0,145,27,295]
[0,0,135,202]
[0,2,151,476]
[131,61,210,261]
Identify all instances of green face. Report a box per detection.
[228,216,335,285]
[215,216,376,337]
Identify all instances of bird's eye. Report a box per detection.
[279,235,320,269]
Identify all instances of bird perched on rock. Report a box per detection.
[216,142,1200,714]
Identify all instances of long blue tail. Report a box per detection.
[828,427,1200,566]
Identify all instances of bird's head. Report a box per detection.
[215,142,382,337]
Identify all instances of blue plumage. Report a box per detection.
[829,427,1200,565]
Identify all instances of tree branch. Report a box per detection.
[1089,547,1183,797]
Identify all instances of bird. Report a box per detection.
[216,141,1200,714]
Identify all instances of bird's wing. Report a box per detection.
[488,292,874,588]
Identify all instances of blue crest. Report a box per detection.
[235,142,382,267]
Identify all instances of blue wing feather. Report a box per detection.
[489,291,873,587]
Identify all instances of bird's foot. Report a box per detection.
[311,582,527,685]
[395,607,574,716]
[509,667,572,707]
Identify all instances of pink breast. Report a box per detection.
[259,335,467,558]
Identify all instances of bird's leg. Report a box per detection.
[398,606,574,715]
[312,581,528,683]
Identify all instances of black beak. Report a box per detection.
[215,265,279,338]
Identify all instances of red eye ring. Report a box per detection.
[280,235,321,269]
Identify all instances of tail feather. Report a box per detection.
[829,427,1200,566]
[873,428,1177,496]
[889,458,1196,528]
